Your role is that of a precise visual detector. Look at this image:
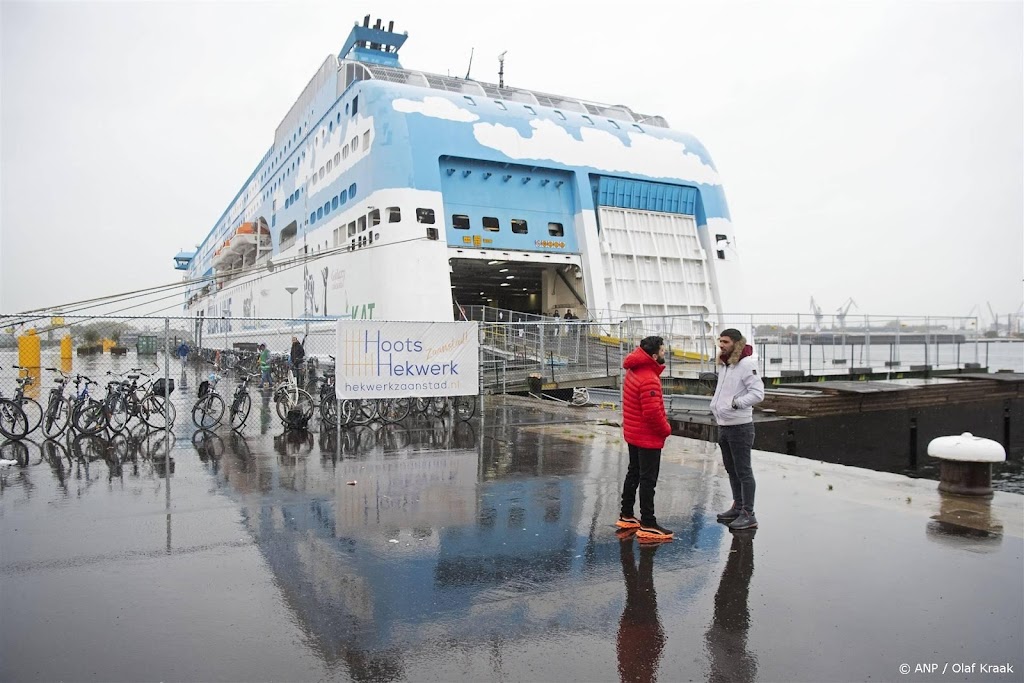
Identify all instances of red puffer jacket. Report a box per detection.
[622,347,672,449]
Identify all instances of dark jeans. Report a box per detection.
[621,443,662,525]
[719,423,756,513]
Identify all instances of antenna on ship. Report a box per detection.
[498,51,507,88]
[465,47,474,80]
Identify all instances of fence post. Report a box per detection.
[796,313,802,372]
[538,322,545,381]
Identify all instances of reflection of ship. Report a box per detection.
[213,426,725,671]
[175,16,743,343]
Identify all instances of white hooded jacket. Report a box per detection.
[710,337,765,426]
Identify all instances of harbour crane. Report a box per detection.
[809,297,824,332]
[836,298,858,329]
[987,302,1000,335]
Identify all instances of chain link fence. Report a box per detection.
[0,310,1001,443]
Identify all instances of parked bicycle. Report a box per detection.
[273,373,314,429]
[227,368,260,431]
[192,372,226,429]
[0,366,34,440]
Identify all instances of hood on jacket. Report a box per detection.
[624,346,666,375]
[718,337,754,366]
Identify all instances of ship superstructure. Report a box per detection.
[175,17,743,333]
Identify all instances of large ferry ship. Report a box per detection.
[175,17,743,333]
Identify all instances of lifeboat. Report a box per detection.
[213,217,271,272]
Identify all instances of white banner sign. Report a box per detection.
[335,321,479,399]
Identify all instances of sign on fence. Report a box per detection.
[335,321,479,399]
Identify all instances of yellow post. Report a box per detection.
[61,335,73,360]
[18,328,41,370]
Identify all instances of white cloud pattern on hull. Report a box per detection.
[393,96,480,122]
[473,119,722,186]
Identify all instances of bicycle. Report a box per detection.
[9,366,43,436]
[227,368,259,431]
[192,372,226,429]
[273,373,314,429]
[0,366,30,440]
[69,374,107,436]
[42,368,72,439]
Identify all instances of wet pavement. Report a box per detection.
[1,395,1021,682]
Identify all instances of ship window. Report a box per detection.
[716,233,727,259]
[342,145,349,159]
[334,152,340,165]
[329,121,333,132]
[368,231,373,245]
[345,103,349,115]
[494,101,507,110]
[348,221,356,237]
[608,119,620,129]
[417,208,435,224]
[324,201,330,215]
[464,96,476,106]
[524,106,536,115]
[482,216,500,232]
[357,216,366,233]
[317,208,323,220]
[281,221,298,249]
[511,219,528,234]
[326,159,332,172]
[452,214,470,230]
[285,197,290,209]
[351,136,359,151]
[387,207,401,223]
[340,189,348,203]
[332,197,339,210]
[349,183,357,198]
[352,95,358,116]
[369,209,381,227]
[319,168,325,180]
[554,110,566,120]
[582,115,594,125]
[310,212,316,224]
[548,222,564,236]
[362,130,369,148]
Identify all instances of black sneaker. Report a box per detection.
[636,522,674,540]
[728,510,758,531]
[716,506,742,523]
[616,515,641,529]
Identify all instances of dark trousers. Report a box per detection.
[719,423,756,513]
[621,443,662,525]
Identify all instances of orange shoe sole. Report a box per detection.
[615,518,641,529]
[636,528,674,540]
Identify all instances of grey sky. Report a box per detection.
[2,0,1021,324]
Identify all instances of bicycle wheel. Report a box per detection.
[15,397,42,436]
[426,397,447,418]
[350,398,376,426]
[73,399,108,436]
[192,393,225,429]
[320,397,338,427]
[141,395,175,430]
[43,397,71,439]
[377,397,411,423]
[229,393,251,431]
[454,395,477,420]
[0,398,30,440]
[105,394,131,434]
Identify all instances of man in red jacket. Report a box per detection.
[617,336,674,540]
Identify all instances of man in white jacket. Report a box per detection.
[709,328,765,530]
